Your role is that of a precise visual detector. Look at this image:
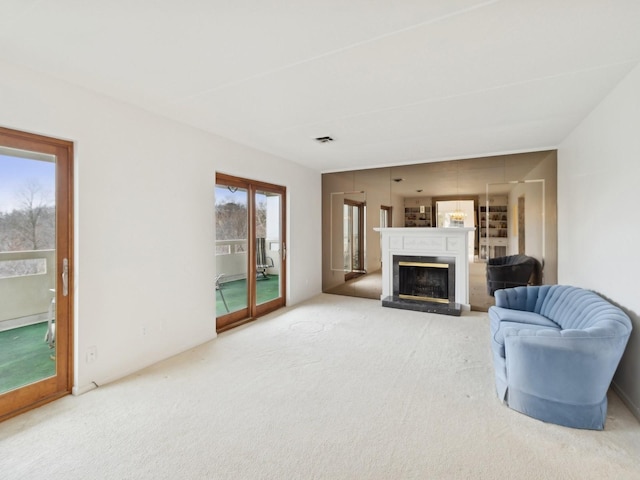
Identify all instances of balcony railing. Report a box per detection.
[0,249,55,328]
[0,241,279,328]
[215,239,280,282]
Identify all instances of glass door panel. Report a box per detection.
[215,184,249,327]
[255,190,282,307]
[0,149,57,394]
[0,127,73,421]
[343,200,364,279]
[343,204,352,271]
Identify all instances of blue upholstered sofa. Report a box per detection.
[489,285,632,430]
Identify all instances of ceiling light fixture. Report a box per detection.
[450,210,466,222]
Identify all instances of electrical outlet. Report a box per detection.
[86,346,97,363]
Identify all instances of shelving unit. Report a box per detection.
[403,198,432,227]
[404,206,432,227]
[479,196,508,260]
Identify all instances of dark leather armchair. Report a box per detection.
[486,255,541,296]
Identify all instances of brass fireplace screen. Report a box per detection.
[397,260,450,304]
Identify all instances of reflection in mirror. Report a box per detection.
[487,179,546,281]
[343,197,365,277]
[330,191,366,273]
[436,200,476,261]
[322,151,557,310]
[327,190,382,299]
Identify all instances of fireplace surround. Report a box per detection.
[374,227,474,315]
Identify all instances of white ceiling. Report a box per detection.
[1,1,640,173]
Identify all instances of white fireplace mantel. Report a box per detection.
[374,227,474,310]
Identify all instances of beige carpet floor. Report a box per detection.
[1,294,639,479]
[325,269,383,299]
[468,261,495,311]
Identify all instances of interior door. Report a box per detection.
[215,174,286,332]
[0,127,73,421]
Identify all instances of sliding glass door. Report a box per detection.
[215,174,286,332]
[0,127,73,421]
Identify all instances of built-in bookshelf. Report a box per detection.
[403,198,432,227]
[479,196,508,260]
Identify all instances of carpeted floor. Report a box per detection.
[1,294,639,479]
[325,269,383,299]
[468,261,495,311]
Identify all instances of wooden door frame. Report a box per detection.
[215,173,286,332]
[380,205,392,228]
[0,126,74,422]
[343,199,365,280]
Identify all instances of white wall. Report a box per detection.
[0,60,322,393]
[558,63,640,420]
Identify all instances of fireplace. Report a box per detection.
[384,254,460,316]
[375,227,473,315]
[397,257,455,304]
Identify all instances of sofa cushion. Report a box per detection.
[489,306,560,328]
[489,306,559,357]
[491,320,561,357]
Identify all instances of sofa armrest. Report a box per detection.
[504,328,629,405]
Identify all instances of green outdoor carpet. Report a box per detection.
[0,322,56,393]
[216,275,280,315]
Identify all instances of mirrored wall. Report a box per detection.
[322,151,557,310]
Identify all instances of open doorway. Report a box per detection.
[435,199,476,261]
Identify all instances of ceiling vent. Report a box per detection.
[315,136,334,143]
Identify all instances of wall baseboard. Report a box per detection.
[72,382,98,396]
[611,381,640,424]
